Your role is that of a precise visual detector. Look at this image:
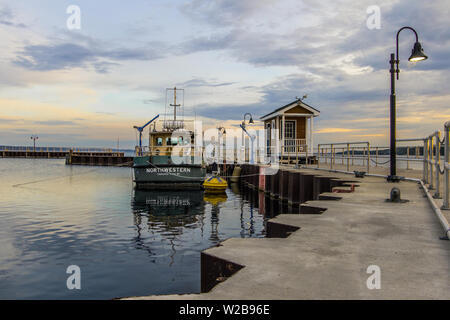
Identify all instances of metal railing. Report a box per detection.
[317,141,370,173]
[444,122,450,209]
[314,121,449,210]
[423,124,448,209]
[0,145,114,153]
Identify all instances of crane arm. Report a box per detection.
[134,114,160,156]
[135,114,160,132]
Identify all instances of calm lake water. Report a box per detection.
[0,158,267,299]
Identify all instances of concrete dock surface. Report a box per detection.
[125,170,450,300]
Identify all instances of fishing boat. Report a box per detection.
[133,87,206,190]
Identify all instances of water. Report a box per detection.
[0,158,266,299]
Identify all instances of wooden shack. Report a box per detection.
[260,98,320,162]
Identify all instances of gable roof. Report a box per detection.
[260,99,320,121]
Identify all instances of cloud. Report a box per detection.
[181,0,275,27]
[33,120,78,126]
[13,37,166,73]
[0,117,22,123]
[2,0,450,147]
[0,6,26,28]
[177,78,236,88]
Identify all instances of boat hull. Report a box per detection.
[133,159,206,190]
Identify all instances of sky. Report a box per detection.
[0,0,449,149]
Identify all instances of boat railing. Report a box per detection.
[141,145,204,158]
[162,120,185,130]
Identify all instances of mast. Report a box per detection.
[170,87,181,121]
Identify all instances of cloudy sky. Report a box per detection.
[0,0,448,148]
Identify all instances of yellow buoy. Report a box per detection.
[203,176,228,193]
[204,193,227,206]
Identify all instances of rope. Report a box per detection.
[12,168,101,188]
[370,158,390,165]
[11,159,134,188]
[438,164,445,175]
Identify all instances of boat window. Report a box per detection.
[166,137,182,145]
[156,138,163,146]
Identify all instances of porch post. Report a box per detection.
[281,114,285,157]
[309,116,314,155]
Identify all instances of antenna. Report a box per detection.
[170,87,181,121]
[164,87,185,130]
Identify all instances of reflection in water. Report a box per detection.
[0,159,268,299]
[204,193,227,242]
[131,190,206,265]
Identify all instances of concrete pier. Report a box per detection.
[125,168,450,300]
[66,152,133,167]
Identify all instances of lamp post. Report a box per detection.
[241,113,255,164]
[387,26,428,182]
[243,113,254,126]
[31,135,39,153]
[217,127,226,174]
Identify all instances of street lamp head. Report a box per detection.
[243,112,254,125]
[408,41,428,62]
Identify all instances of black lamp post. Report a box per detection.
[31,135,39,153]
[242,113,254,127]
[387,26,428,182]
[241,113,255,164]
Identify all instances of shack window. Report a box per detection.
[284,120,296,139]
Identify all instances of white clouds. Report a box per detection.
[0,0,449,147]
